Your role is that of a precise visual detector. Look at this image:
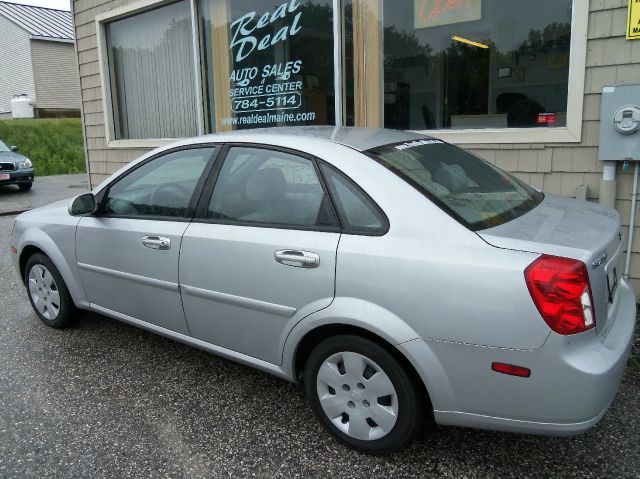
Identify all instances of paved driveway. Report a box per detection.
[0,174,88,216]
[1,213,639,478]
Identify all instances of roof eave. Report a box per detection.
[29,34,74,43]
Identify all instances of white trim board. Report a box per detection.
[94,0,589,147]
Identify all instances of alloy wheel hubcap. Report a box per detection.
[316,351,398,441]
[28,264,60,320]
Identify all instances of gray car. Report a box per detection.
[0,139,34,191]
[9,127,636,453]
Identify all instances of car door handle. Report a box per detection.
[274,250,320,268]
[142,235,171,250]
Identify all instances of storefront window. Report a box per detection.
[99,0,582,143]
[199,0,335,132]
[348,0,573,131]
[105,1,198,139]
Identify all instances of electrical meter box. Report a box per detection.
[599,82,640,162]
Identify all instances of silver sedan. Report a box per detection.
[9,127,637,454]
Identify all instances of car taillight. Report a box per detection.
[524,255,596,335]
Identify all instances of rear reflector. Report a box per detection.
[491,362,531,378]
[9,246,17,254]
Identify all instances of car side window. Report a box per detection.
[104,147,215,218]
[207,147,336,228]
[320,164,386,234]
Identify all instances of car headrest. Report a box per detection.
[433,164,468,194]
[246,167,287,202]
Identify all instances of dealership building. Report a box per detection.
[71,0,640,288]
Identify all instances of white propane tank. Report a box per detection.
[10,94,34,119]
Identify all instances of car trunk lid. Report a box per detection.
[478,193,623,336]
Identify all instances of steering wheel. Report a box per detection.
[149,183,191,216]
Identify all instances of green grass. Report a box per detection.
[0,118,85,176]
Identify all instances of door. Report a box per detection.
[180,146,341,364]
[76,146,217,334]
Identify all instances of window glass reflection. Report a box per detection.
[380,0,572,130]
[106,1,197,139]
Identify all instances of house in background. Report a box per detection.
[0,2,80,119]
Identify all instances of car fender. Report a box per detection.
[281,296,455,410]
[18,228,88,307]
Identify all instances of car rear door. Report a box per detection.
[179,145,341,365]
[76,146,218,335]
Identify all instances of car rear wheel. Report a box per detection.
[305,335,425,454]
[25,253,81,329]
[18,183,32,191]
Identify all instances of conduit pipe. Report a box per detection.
[625,162,639,277]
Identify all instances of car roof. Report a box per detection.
[93,127,431,193]
[199,126,429,152]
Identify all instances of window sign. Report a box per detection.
[199,0,335,132]
[415,0,482,29]
[229,1,302,62]
[228,1,305,119]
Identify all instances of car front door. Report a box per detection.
[76,146,218,334]
[179,145,341,364]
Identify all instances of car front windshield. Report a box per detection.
[367,139,544,231]
[0,140,10,152]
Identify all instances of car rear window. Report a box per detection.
[366,139,544,231]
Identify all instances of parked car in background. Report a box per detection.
[9,127,637,454]
[0,139,34,191]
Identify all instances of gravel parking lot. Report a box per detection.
[0,174,87,216]
[1,213,639,479]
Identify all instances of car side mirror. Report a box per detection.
[69,193,97,216]
[10,145,17,152]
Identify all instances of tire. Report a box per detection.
[305,335,426,454]
[18,183,33,191]
[24,253,81,329]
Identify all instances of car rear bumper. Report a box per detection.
[432,401,613,436]
[402,278,636,436]
[0,168,34,186]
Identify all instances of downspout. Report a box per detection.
[625,162,639,278]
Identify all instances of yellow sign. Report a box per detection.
[628,0,640,40]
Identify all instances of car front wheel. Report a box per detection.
[305,335,426,454]
[25,253,81,328]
